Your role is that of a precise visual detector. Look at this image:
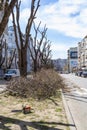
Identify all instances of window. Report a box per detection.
[70,51,78,59]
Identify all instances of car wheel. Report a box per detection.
[6,76,11,81]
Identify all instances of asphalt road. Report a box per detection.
[61,73,87,130]
[62,73,87,90]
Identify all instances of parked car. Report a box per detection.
[75,71,83,76]
[75,71,79,76]
[78,71,83,76]
[81,70,87,77]
[0,69,4,79]
[4,69,20,81]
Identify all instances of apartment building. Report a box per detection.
[7,26,32,72]
[78,36,87,70]
[67,47,78,73]
[7,26,18,68]
[52,58,67,73]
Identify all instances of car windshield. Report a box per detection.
[6,70,16,74]
[82,70,87,72]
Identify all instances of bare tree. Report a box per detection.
[0,36,16,69]
[7,48,16,69]
[28,22,47,72]
[12,0,40,76]
[0,0,17,37]
[40,38,52,68]
[0,35,5,68]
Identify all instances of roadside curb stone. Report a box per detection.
[62,91,77,130]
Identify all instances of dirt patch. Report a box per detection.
[0,91,70,130]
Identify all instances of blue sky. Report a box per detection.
[9,0,87,59]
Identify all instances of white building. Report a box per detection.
[78,36,87,70]
[67,47,78,73]
[52,58,67,72]
[8,26,16,49]
[7,26,32,72]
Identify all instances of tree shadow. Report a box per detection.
[11,108,34,114]
[11,110,22,113]
[48,97,59,106]
[0,116,75,130]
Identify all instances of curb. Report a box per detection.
[62,91,77,130]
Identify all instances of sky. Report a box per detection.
[9,0,87,59]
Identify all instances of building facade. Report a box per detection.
[67,47,78,73]
[52,58,67,73]
[7,26,32,72]
[78,36,87,70]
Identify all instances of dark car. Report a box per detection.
[4,69,20,81]
[75,71,83,76]
[75,71,78,76]
[81,70,87,77]
[77,71,83,76]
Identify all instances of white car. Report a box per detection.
[4,69,20,80]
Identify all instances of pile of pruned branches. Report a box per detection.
[7,69,65,100]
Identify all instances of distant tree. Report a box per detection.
[28,22,47,72]
[12,0,40,76]
[0,35,6,68]
[0,0,17,37]
[28,21,52,72]
[0,35,16,69]
[39,37,52,68]
[7,48,16,69]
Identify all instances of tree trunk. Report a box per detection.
[18,48,27,77]
[34,59,37,73]
[0,0,17,36]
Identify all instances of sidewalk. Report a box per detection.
[62,92,77,130]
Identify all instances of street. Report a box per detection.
[61,73,87,130]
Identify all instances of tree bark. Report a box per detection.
[0,0,17,36]
[18,48,27,76]
[12,0,40,76]
[34,59,37,73]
